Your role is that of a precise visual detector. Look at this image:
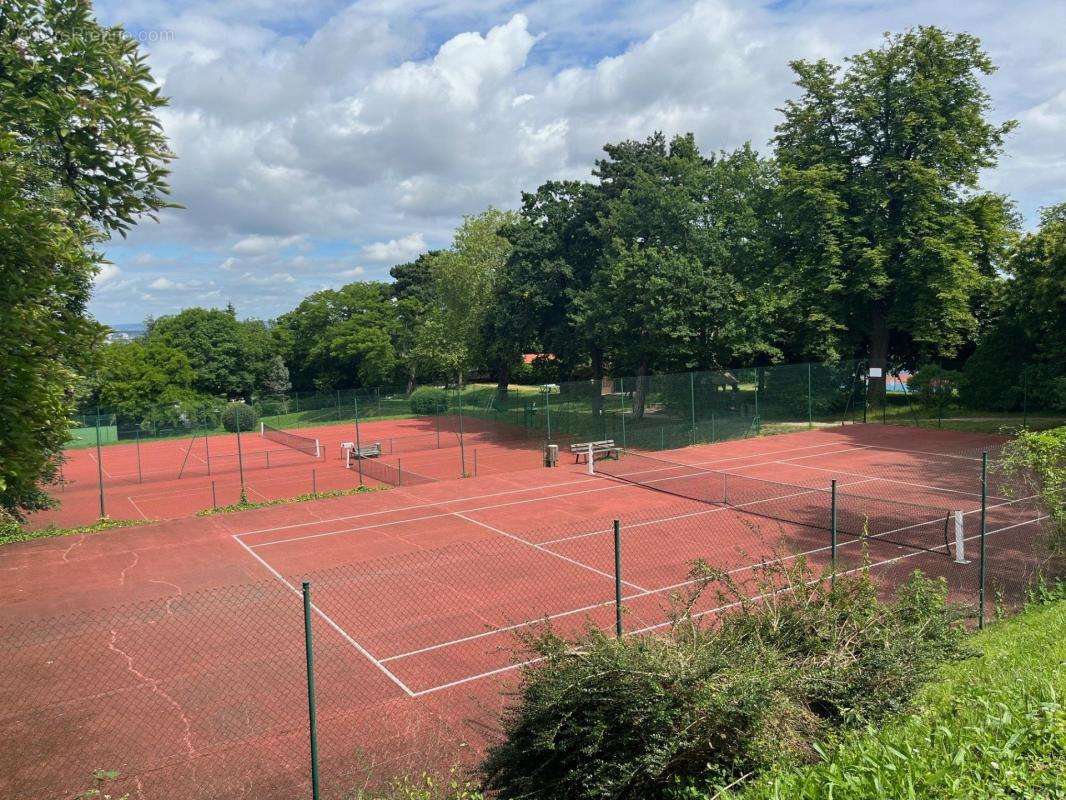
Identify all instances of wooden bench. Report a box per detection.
[341,441,382,468]
[570,440,618,463]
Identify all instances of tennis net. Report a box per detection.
[344,450,438,487]
[594,450,962,556]
[260,422,321,458]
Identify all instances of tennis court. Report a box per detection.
[1,425,1052,799]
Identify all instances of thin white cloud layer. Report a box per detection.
[88,0,1066,322]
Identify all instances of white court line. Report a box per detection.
[231,534,414,696]
[231,440,861,539]
[537,475,881,547]
[386,473,988,664]
[246,447,870,550]
[409,513,1047,696]
[127,496,150,521]
[766,460,1004,501]
[452,512,650,592]
[86,450,115,479]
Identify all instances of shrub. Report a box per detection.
[997,426,1065,553]
[481,559,966,800]
[908,364,962,415]
[220,401,257,433]
[410,386,449,415]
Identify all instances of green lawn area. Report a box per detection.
[726,597,1066,800]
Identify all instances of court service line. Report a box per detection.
[768,461,1003,501]
[409,513,1047,696]
[126,496,151,521]
[451,512,651,593]
[244,447,872,550]
[230,534,415,697]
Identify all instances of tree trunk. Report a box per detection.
[405,364,417,396]
[632,360,649,420]
[495,360,510,407]
[867,303,889,409]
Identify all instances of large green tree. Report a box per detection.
[274,282,401,391]
[962,203,1066,411]
[0,0,173,518]
[145,307,275,398]
[773,27,1017,399]
[90,339,201,422]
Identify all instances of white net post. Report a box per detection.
[587,442,595,475]
[953,510,968,564]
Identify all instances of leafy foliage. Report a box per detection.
[481,560,966,800]
[998,426,1065,553]
[220,402,257,433]
[908,365,962,415]
[409,386,449,415]
[0,0,173,519]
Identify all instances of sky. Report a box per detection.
[89,0,1066,325]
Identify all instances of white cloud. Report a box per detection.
[360,233,427,263]
[95,263,122,285]
[88,0,1066,323]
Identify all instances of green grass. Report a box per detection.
[196,484,386,516]
[0,516,151,547]
[723,598,1066,800]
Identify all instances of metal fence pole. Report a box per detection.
[754,382,760,434]
[473,448,478,478]
[807,363,813,430]
[302,582,321,800]
[312,468,317,497]
[978,451,988,628]
[1022,366,1029,428]
[354,396,364,487]
[94,410,106,518]
[544,387,552,443]
[613,520,623,639]
[235,412,246,499]
[457,388,467,477]
[204,413,212,476]
[211,480,217,509]
[135,429,143,483]
[830,479,837,589]
[619,378,627,449]
[689,372,697,444]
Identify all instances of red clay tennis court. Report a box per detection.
[0,425,1052,799]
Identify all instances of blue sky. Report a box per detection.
[90,0,1066,324]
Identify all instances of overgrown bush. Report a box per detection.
[220,401,257,432]
[481,559,966,800]
[998,426,1065,554]
[909,364,962,415]
[410,386,449,415]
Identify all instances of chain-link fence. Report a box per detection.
[6,443,1059,799]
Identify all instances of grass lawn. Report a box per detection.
[726,597,1066,800]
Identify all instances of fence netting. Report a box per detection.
[4,444,1059,800]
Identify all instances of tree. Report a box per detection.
[773,27,1017,402]
[261,355,292,397]
[275,282,401,391]
[391,252,444,392]
[0,1,174,518]
[91,340,200,422]
[415,209,517,385]
[146,308,255,397]
[961,203,1066,411]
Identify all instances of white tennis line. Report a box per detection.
[245,447,872,550]
[126,496,150,521]
[386,483,1029,664]
[537,475,882,547]
[232,476,603,538]
[230,440,864,539]
[86,449,115,479]
[768,461,1007,502]
[851,442,986,462]
[452,512,650,593]
[230,534,415,697]
[409,513,1048,696]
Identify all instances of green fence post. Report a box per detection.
[807,363,813,430]
[619,377,627,449]
[354,395,364,487]
[544,386,552,443]
[711,412,716,443]
[302,582,321,800]
[457,387,467,477]
[754,382,760,434]
[613,520,623,639]
[689,372,697,445]
[94,408,106,519]
[830,479,837,590]
[211,480,217,509]
[978,451,988,628]
[203,413,212,476]
[1022,366,1029,428]
[235,410,246,500]
[135,429,143,484]
[312,468,317,497]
